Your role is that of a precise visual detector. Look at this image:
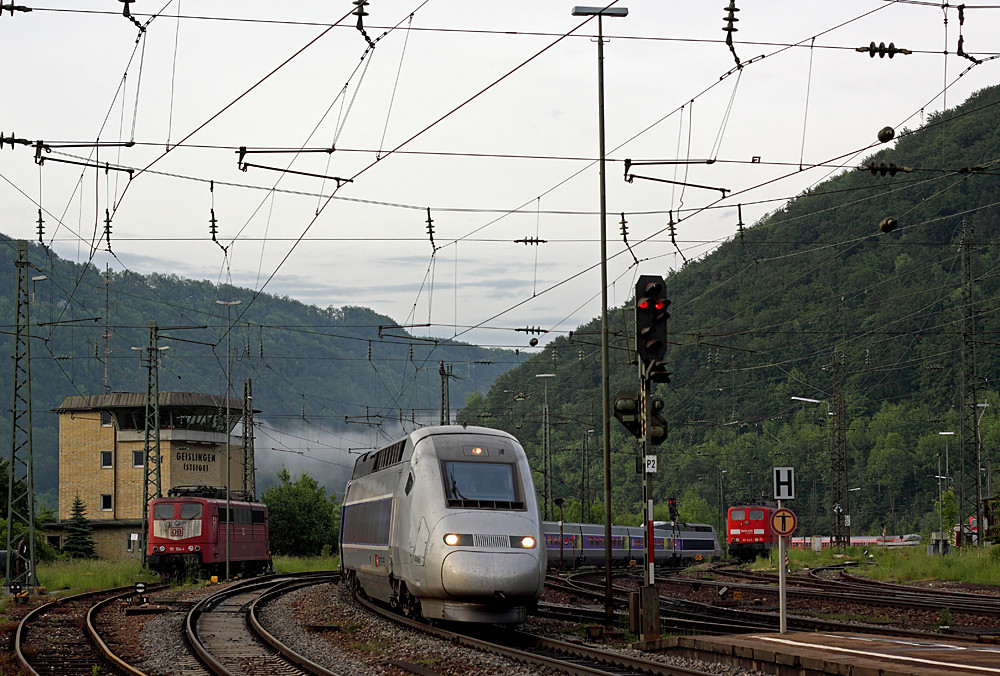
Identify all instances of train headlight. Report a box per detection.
[520,536,536,549]
[443,533,472,546]
[444,533,460,546]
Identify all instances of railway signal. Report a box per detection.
[635,275,670,383]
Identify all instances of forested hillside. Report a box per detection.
[0,243,515,506]
[459,84,1000,538]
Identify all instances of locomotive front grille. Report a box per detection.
[473,534,511,548]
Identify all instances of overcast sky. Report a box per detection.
[3,1,1000,352]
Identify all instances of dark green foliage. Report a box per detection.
[458,85,1000,539]
[63,495,96,559]
[261,468,339,556]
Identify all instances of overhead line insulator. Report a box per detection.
[856,41,912,58]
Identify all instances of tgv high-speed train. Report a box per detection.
[339,425,546,624]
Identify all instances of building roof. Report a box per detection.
[54,392,245,413]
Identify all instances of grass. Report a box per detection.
[37,558,147,592]
[743,543,1000,587]
[272,554,339,573]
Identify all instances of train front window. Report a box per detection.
[748,509,764,520]
[442,461,523,509]
[730,509,745,521]
[153,503,176,520]
[179,504,202,520]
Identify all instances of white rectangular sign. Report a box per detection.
[645,455,657,473]
[773,466,795,500]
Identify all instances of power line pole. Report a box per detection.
[6,241,39,591]
[136,321,163,568]
[830,350,849,550]
[242,378,256,499]
[439,362,456,425]
[959,219,982,544]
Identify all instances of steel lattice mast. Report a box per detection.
[829,350,849,550]
[959,220,982,544]
[139,321,162,567]
[5,241,38,590]
[242,378,256,499]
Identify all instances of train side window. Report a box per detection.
[748,509,764,520]
[153,503,175,520]
[179,504,202,520]
[251,508,266,524]
[730,509,745,520]
[404,472,414,495]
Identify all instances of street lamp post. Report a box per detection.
[217,299,241,580]
[536,373,556,520]
[571,2,628,625]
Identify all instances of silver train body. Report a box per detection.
[542,520,721,568]
[339,425,546,624]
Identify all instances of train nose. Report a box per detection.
[441,551,542,598]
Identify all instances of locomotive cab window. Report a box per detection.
[153,503,175,520]
[442,461,523,509]
[748,509,764,520]
[730,509,745,521]
[179,504,202,520]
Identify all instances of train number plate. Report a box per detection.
[169,527,184,538]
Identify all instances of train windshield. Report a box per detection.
[730,509,745,521]
[153,503,175,520]
[442,461,523,509]
[152,502,202,520]
[748,509,764,520]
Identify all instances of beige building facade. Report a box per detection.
[49,392,247,561]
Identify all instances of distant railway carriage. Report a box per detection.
[542,520,720,568]
[146,486,272,579]
[339,425,545,624]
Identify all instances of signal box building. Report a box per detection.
[49,392,247,561]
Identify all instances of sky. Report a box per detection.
[3,0,1000,356]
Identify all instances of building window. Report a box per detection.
[133,450,144,468]
[100,410,113,426]
[46,535,62,550]
[100,494,113,511]
[100,451,113,468]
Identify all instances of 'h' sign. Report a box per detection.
[773,466,795,501]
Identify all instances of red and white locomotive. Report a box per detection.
[146,485,272,579]
[727,505,777,560]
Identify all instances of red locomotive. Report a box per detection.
[726,505,777,560]
[146,486,272,579]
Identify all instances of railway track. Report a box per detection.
[552,569,994,640]
[703,564,1000,617]
[185,572,341,676]
[15,585,160,675]
[355,592,725,676]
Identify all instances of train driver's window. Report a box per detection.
[730,509,745,521]
[443,461,517,504]
[748,509,764,520]
[153,503,176,520]
[179,504,202,520]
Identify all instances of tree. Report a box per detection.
[261,468,340,556]
[63,495,96,559]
